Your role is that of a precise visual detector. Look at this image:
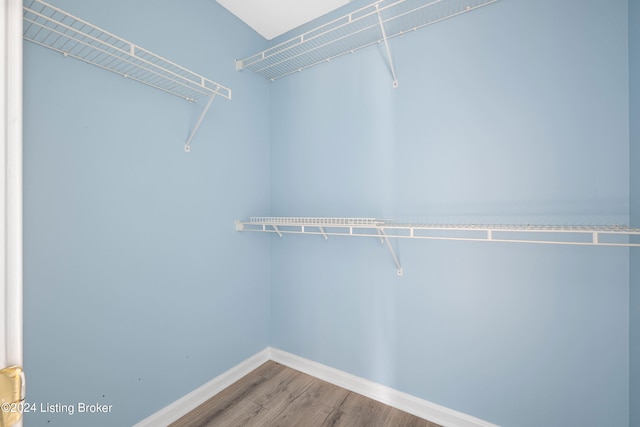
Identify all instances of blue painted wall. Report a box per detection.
[630,0,640,425]
[269,0,630,426]
[23,1,270,425]
[22,0,635,426]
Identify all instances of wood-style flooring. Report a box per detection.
[169,361,442,427]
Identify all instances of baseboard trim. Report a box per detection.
[135,347,499,427]
[269,347,500,427]
[133,348,270,427]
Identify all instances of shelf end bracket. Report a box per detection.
[184,93,217,152]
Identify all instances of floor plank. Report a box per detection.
[169,362,441,427]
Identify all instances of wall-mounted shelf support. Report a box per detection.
[319,227,329,240]
[375,4,399,88]
[378,229,403,275]
[184,93,216,152]
[236,217,640,275]
[23,0,231,152]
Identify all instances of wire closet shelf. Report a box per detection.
[236,0,498,82]
[23,0,231,102]
[236,217,640,247]
[237,217,640,275]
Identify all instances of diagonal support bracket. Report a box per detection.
[184,92,217,152]
[318,226,329,241]
[375,4,399,88]
[272,225,283,238]
[378,228,403,276]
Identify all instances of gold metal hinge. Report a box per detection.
[0,366,25,427]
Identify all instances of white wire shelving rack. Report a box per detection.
[236,217,640,275]
[23,0,232,152]
[236,0,498,86]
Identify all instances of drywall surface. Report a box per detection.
[269,0,630,426]
[633,0,640,227]
[22,0,270,425]
[630,0,640,425]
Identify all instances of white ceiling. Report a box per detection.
[216,0,351,40]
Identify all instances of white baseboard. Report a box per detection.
[269,348,500,427]
[133,348,270,427]
[135,347,499,427]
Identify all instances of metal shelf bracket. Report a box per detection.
[378,229,403,276]
[375,4,399,88]
[184,93,216,152]
[319,227,329,240]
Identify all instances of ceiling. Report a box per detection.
[216,0,351,40]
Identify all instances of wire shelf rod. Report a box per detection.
[236,217,640,275]
[240,0,384,69]
[248,13,383,74]
[241,0,422,70]
[248,217,386,226]
[23,16,214,101]
[236,218,640,246]
[238,225,640,247]
[25,35,213,102]
[259,39,382,81]
[238,0,498,82]
[23,0,231,102]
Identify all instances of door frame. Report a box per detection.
[1,0,24,392]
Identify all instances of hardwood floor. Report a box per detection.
[169,361,442,427]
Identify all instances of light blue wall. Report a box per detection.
[22,0,635,426]
[269,0,630,426]
[630,0,640,425]
[23,1,270,425]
